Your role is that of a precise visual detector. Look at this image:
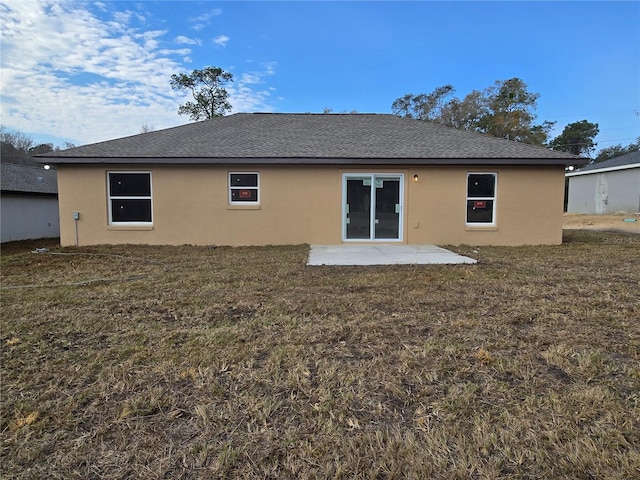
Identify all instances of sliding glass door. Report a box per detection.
[343,174,403,241]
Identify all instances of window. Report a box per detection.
[466,173,496,224]
[108,172,152,224]
[229,172,259,204]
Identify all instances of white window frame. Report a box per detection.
[229,172,260,205]
[342,173,404,242]
[107,171,153,225]
[466,172,497,226]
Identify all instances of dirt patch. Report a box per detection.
[564,213,640,233]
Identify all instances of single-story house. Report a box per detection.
[38,113,586,247]
[1,161,60,243]
[566,151,640,214]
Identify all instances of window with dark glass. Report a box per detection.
[229,172,259,204]
[466,173,496,224]
[108,172,152,224]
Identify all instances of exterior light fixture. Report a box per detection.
[44,164,51,170]
[413,174,419,182]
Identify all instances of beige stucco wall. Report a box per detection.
[56,164,565,247]
[407,166,565,246]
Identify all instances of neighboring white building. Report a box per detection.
[566,151,640,214]
[1,161,60,242]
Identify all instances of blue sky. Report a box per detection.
[1,0,638,154]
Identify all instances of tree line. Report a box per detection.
[0,125,75,167]
[391,78,639,163]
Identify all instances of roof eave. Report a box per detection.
[1,189,58,196]
[37,156,587,167]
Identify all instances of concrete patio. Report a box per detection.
[307,244,477,266]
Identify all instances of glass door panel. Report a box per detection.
[345,177,371,239]
[374,177,400,239]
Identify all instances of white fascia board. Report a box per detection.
[566,163,640,177]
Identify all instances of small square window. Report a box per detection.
[229,172,259,204]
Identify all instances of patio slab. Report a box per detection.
[307,244,478,266]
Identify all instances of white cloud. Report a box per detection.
[240,73,261,85]
[113,10,132,24]
[188,9,222,24]
[175,35,201,46]
[188,9,222,32]
[228,63,278,113]
[213,35,229,47]
[0,0,186,144]
[0,0,277,145]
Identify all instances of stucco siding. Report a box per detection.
[56,164,565,247]
[1,194,60,243]
[57,165,343,247]
[406,166,564,246]
[567,168,640,214]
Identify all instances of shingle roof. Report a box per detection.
[1,162,58,195]
[38,113,586,165]
[572,150,640,173]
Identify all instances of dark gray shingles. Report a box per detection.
[1,162,58,194]
[573,151,640,172]
[39,113,584,161]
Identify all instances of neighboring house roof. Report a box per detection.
[38,113,587,166]
[566,151,640,177]
[1,162,58,195]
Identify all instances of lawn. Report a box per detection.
[1,231,639,479]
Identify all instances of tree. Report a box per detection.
[170,66,234,121]
[140,123,154,134]
[0,126,71,164]
[439,90,488,131]
[28,143,55,155]
[391,85,456,121]
[0,125,34,151]
[321,107,359,114]
[479,78,551,143]
[549,120,599,157]
[391,78,554,146]
[594,137,640,163]
[1,126,32,164]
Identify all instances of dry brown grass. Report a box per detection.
[1,231,639,479]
